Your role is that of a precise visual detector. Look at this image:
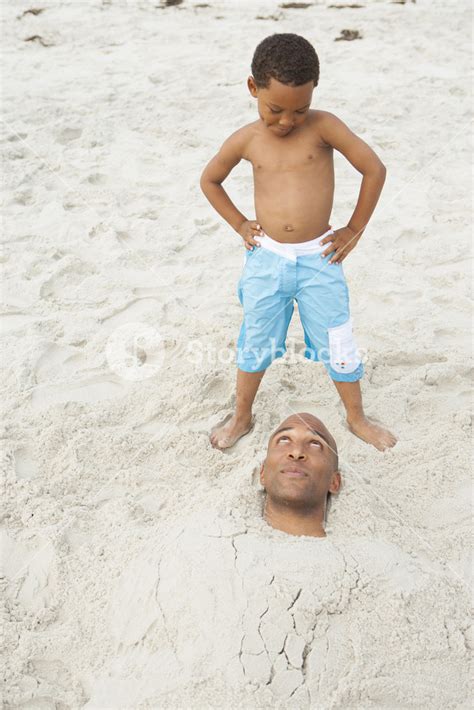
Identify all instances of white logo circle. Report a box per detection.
[106,322,165,381]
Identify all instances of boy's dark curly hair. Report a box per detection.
[251,33,320,89]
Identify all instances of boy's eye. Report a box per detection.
[269,108,307,115]
[277,435,289,442]
[310,440,323,448]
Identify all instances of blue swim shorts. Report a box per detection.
[236,228,364,382]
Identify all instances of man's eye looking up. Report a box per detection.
[276,436,323,447]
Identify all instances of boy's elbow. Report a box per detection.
[200,174,211,193]
[200,174,222,192]
[367,160,386,183]
[359,157,386,179]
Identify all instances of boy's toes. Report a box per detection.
[347,416,397,451]
[380,429,398,450]
[208,413,254,451]
[214,435,231,450]
[373,425,397,451]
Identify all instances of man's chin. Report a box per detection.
[271,489,317,509]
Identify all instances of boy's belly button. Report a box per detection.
[284,224,295,231]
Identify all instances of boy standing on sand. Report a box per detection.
[200,33,396,452]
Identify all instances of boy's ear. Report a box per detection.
[259,461,265,486]
[247,76,258,97]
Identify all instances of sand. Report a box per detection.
[1,0,472,707]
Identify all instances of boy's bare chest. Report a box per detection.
[245,126,332,174]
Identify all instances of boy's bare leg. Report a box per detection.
[210,368,266,449]
[332,379,397,451]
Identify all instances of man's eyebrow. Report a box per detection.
[271,426,331,446]
[268,102,311,111]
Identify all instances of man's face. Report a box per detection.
[248,76,314,137]
[260,414,341,509]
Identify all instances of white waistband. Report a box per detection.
[253,227,334,262]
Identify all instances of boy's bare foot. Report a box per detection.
[209,413,254,450]
[347,415,397,451]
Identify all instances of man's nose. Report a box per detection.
[288,447,306,459]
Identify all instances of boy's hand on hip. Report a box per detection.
[238,220,264,250]
[320,226,361,264]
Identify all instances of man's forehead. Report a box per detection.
[270,416,333,443]
[276,414,326,433]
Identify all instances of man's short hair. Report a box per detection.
[251,33,320,89]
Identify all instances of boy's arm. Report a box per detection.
[317,112,387,263]
[200,129,250,234]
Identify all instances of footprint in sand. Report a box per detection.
[194,217,220,235]
[56,127,82,145]
[84,173,108,185]
[433,327,470,349]
[376,288,422,307]
[384,351,448,369]
[280,377,297,392]
[12,187,34,205]
[100,298,162,331]
[34,342,87,384]
[134,417,202,470]
[135,417,176,436]
[39,261,98,302]
[14,445,40,480]
[406,381,471,423]
[6,132,28,142]
[0,313,38,333]
[201,373,234,402]
[31,374,131,410]
[132,286,171,299]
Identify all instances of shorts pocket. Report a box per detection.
[242,244,264,273]
[238,247,261,300]
[327,318,361,374]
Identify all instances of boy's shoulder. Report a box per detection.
[227,118,259,144]
[307,109,348,138]
[219,121,260,162]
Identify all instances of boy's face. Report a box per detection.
[248,75,314,137]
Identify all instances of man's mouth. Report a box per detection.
[281,467,307,478]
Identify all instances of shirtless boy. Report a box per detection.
[200,33,396,452]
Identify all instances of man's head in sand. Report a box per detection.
[260,413,341,538]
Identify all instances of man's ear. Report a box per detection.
[247,76,258,97]
[259,461,265,487]
[328,471,341,495]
